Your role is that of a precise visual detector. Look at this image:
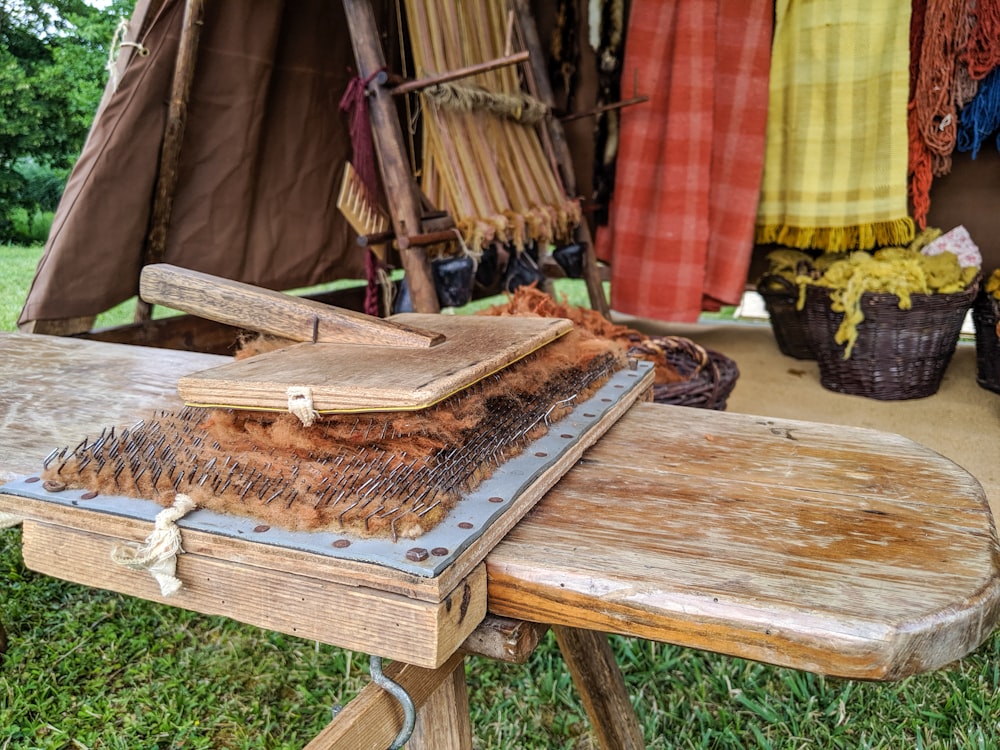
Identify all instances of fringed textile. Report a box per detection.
[757,0,915,252]
[595,0,772,322]
[404,0,578,253]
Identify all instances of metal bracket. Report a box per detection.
[369,655,415,749]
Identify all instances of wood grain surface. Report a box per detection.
[19,519,485,669]
[0,333,224,482]
[139,264,444,347]
[176,314,573,413]
[488,403,1000,680]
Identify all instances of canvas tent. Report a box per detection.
[19,0,366,330]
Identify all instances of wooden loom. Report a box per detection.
[337,0,611,316]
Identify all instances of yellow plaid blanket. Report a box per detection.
[756,0,915,252]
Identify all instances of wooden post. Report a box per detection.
[135,0,206,322]
[406,660,473,750]
[303,651,465,750]
[513,0,611,318]
[553,626,645,750]
[341,0,440,314]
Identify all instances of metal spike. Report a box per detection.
[42,448,60,470]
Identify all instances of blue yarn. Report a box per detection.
[957,67,1000,158]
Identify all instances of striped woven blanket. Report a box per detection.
[756,0,915,252]
[597,0,772,322]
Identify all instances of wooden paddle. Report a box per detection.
[140,264,443,348]
[139,264,572,414]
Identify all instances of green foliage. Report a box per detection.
[0,0,132,241]
[7,207,53,243]
[16,156,68,212]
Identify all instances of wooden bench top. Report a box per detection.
[489,404,1000,679]
[2,332,998,680]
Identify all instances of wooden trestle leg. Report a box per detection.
[406,660,473,750]
[554,626,646,750]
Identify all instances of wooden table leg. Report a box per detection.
[406,657,473,750]
[553,626,645,750]
[303,652,474,750]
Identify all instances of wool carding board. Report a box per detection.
[1,362,654,603]
[177,314,573,413]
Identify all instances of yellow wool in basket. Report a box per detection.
[796,249,977,358]
[986,269,1000,300]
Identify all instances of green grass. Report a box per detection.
[3,246,999,747]
[3,526,999,749]
[0,244,175,331]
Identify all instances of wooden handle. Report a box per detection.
[139,264,445,348]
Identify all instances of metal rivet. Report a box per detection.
[253,524,270,533]
[42,480,67,493]
[332,539,351,548]
[488,496,504,504]
[534,451,548,458]
[560,434,573,439]
[25,476,41,484]
[431,547,449,557]
[458,522,474,529]
[80,491,99,500]
[406,547,429,562]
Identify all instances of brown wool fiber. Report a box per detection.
[41,329,625,540]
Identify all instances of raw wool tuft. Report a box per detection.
[478,285,686,384]
[40,329,625,540]
[234,332,296,360]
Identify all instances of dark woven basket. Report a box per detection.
[802,276,980,400]
[628,336,740,410]
[972,289,1000,394]
[756,274,815,359]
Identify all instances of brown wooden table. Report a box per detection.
[2,332,999,749]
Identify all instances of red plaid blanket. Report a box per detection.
[596,0,772,322]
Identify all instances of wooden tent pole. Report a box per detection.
[513,0,611,318]
[135,0,205,323]
[342,0,440,314]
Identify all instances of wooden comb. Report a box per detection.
[337,162,389,259]
[139,264,572,414]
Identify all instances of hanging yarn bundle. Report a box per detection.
[961,0,1000,80]
[957,67,1000,157]
[403,0,580,254]
[907,0,976,228]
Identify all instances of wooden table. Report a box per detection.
[2,331,999,749]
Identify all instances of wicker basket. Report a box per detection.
[628,336,740,410]
[756,274,815,359]
[972,289,1000,394]
[802,277,980,400]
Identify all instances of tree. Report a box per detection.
[0,0,131,242]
